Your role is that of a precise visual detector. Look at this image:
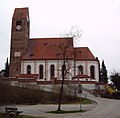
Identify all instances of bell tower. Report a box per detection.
[9,8,30,77]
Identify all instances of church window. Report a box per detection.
[39,65,43,79]
[27,65,31,74]
[78,65,83,74]
[90,65,95,79]
[50,64,55,79]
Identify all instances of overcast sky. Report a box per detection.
[1,0,120,74]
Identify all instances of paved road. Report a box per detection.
[80,97,120,118]
[18,103,96,118]
[18,96,120,118]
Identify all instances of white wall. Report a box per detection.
[47,60,57,80]
[75,61,86,75]
[21,61,34,74]
[21,59,99,82]
[87,61,99,81]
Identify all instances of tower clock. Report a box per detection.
[9,8,30,77]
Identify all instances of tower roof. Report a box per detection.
[13,7,29,19]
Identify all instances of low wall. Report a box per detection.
[0,76,97,91]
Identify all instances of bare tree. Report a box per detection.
[56,39,72,111]
[56,26,81,111]
[59,26,82,45]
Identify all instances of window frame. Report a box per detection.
[39,65,44,79]
[27,65,31,74]
[90,65,95,79]
[78,65,83,75]
[50,64,55,79]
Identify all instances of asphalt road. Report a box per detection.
[18,103,96,118]
[80,97,120,118]
[18,95,120,118]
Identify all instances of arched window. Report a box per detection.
[90,65,95,79]
[78,65,83,75]
[39,65,43,79]
[50,65,55,78]
[27,65,31,74]
[62,64,66,79]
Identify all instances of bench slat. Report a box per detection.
[5,107,23,116]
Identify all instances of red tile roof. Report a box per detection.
[74,47,96,61]
[21,38,97,61]
[13,7,29,19]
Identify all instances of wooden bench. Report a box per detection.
[5,107,23,116]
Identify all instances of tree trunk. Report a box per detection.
[57,62,65,111]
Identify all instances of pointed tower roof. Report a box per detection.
[13,7,29,19]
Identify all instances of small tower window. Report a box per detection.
[16,20,22,31]
[16,20,22,26]
[17,10,22,19]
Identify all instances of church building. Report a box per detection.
[9,7,99,87]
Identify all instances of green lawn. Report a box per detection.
[0,114,44,118]
[47,109,86,114]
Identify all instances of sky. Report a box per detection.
[1,0,120,75]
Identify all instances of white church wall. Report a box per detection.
[58,60,76,80]
[45,60,75,80]
[21,59,99,82]
[82,84,96,90]
[21,61,35,74]
[56,60,63,80]
[47,60,58,80]
[94,62,99,82]
[36,60,45,80]
[75,61,86,75]
[67,60,74,80]
[87,61,99,82]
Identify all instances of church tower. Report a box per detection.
[9,8,30,77]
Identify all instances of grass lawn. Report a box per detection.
[46,109,86,114]
[0,84,93,105]
[0,114,44,118]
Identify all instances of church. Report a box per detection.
[9,7,99,88]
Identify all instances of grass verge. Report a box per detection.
[0,114,44,118]
[46,109,86,114]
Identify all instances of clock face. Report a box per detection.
[14,52,20,57]
[16,25,21,30]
